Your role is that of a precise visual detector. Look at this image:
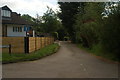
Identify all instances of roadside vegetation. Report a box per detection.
[77,44,118,62]
[2,43,59,64]
[58,2,120,62]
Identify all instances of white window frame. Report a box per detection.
[13,27,23,32]
[2,10,11,17]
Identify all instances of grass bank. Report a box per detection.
[2,43,60,64]
[77,44,119,62]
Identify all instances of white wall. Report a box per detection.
[7,25,26,37]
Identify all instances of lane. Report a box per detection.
[62,42,118,78]
[2,41,118,78]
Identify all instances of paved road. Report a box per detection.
[2,41,118,78]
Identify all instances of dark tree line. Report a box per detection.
[58,2,120,61]
[58,2,82,42]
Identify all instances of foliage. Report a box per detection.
[58,2,82,42]
[51,32,59,40]
[32,14,43,32]
[74,3,104,47]
[2,43,59,64]
[21,7,62,36]
[21,14,42,32]
[100,5,120,56]
[21,14,35,23]
[58,2,120,61]
[41,6,62,33]
[77,43,119,61]
[57,26,68,40]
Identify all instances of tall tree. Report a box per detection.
[42,6,62,33]
[32,14,43,33]
[21,14,41,32]
[74,3,104,47]
[21,14,35,23]
[58,2,82,42]
[100,2,120,57]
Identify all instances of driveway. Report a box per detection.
[2,41,118,78]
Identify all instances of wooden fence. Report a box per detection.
[2,37,54,53]
[2,37,25,53]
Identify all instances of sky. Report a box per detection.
[0,0,59,18]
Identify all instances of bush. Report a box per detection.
[79,22,99,48]
[100,12,120,57]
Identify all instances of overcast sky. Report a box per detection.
[0,0,59,18]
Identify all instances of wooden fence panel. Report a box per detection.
[39,38,42,49]
[41,37,45,48]
[46,37,49,46]
[2,37,24,53]
[49,37,50,45]
[47,37,49,45]
[44,37,47,46]
[51,37,54,43]
[50,37,52,44]
[2,37,54,53]
[29,37,36,53]
[36,37,40,50]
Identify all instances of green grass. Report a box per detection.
[77,43,119,62]
[2,43,60,64]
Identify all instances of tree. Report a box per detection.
[57,26,68,40]
[21,14,42,32]
[21,14,35,23]
[74,3,104,47]
[100,2,120,57]
[32,14,43,33]
[58,2,81,42]
[41,6,62,34]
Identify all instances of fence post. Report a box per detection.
[41,37,42,48]
[9,44,11,55]
[35,37,36,51]
[24,37,29,54]
[45,37,46,46]
[45,37,47,46]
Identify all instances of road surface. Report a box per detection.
[2,41,118,78]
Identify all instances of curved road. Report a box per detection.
[3,41,118,78]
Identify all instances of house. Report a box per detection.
[0,5,33,37]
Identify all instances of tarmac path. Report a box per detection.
[2,41,118,78]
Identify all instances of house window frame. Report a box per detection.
[19,27,22,32]
[2,10,11,17]
[13,27,22,32]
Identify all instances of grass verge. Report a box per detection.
[2,43,60,64]
[77,44,119,62]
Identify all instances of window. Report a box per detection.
[13,27,22,32]
[13,27,15,32]
[13,27,17,32]
[20,27,22,32]
[24,26,31,31]
[24,26,27,31]
[2,10,11,17]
